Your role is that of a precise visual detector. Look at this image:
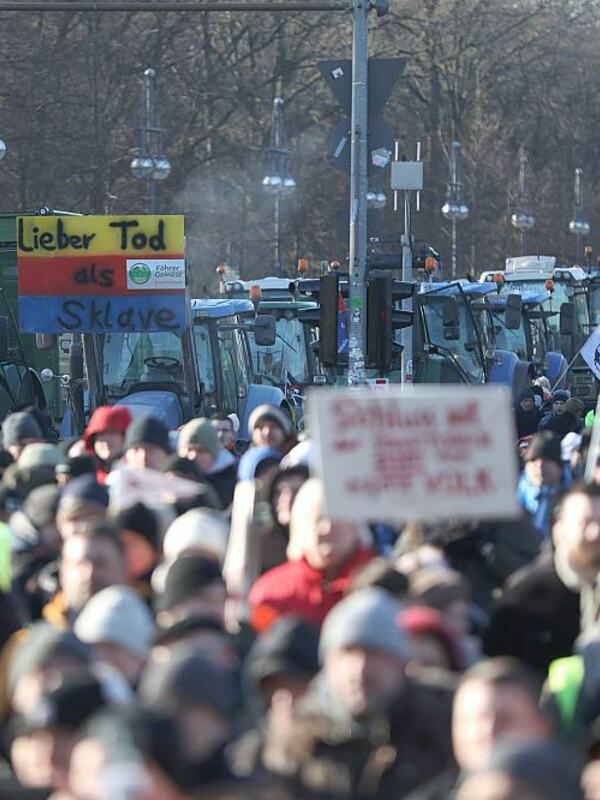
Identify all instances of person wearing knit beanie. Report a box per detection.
[114,502,161,597]
[74,584,155,685]
[56,474,109,541]
[258,588,453,798]
[155,554,226,629]
[83,405,132,483]
[1,412,43,461]
[248,404,292,451]
[124,416,172,472]
[177,418,237,508]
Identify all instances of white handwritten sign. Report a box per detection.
[308,385,519,522]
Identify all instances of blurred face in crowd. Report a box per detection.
[290,482,362,571]
[452,678,551,771]
[60,533,125,612]
[92,430,125,464]
[305,515,361,571]
[158,580,227,628]
[69,737,182,800]
[252,418,286,450]
[325,646,405,718]
[520,396,534,412]
[582,759,600,800]
[12,658,87,716]
[121,530,158,580]
[524,457,562,488]
[443,598,471,639]
[272,473,307,527]
[11,726,74,793]
[553,492,600,583]
[179,702,231,763]
[93,641,146,686]
[179,442,215,473]
[212,418,234,450]
[553,399,566,416]
[456,772,544,800]
[408,633,453,671]
[57,506,107,542]
[125,443,170,472]
[8,438,40,461]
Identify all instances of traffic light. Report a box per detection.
[319,273,340,367]
[297,274,343,367]
[367,277,415,371]
[367,276,392,370]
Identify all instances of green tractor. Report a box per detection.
[0,211,71,423]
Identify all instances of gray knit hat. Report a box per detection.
[319,588,412,663]
[2,412,42,449]
[177,417,220,459]
[74,584,155,660]
[247,404,293,437]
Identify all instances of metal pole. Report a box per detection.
[401,192,413,384]
[451,219,457,279]
[148,180,157,214]
[0,1,349,10]
[347,0,368,385]
[274,194,281,274]
[144,68,158,213]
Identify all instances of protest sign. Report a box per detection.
[580,324,600,381]
[107,465,200,510]
[17,214,186,333]
[308,384,519,522]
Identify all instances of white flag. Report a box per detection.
[580,325,600,380]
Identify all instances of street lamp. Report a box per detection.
[441,140,469,279]
[569,167,590,260]
[511,147,535,255]
[130,67,171,213]
[261,96,296,274]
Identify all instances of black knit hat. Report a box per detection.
[23,484,60,530]
[140,646,237,718]
[14,675,106,734]
[115,502,159,550]
[156,555,224,612]
[244,616,320,690]
[124,416,171,454]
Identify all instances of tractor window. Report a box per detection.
[193,322,216,395]
[102,332,184,393]
[217,318,240,412]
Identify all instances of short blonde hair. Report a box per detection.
[286,478,371,560]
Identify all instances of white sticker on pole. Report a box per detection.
[307,385,519,522]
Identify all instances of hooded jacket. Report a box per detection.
[83,406,132,484]
[248,548,374,630]
[514,391,542,438]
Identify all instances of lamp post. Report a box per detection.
[441,140,469,280]
[569,167,590,261]
[130,67,171,213]
[261,96,296,275]
[511,147,535,255]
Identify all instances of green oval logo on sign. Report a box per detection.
[129,262,152,285]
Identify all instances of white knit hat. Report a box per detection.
[162,508,229,565]
[74,585,154,660]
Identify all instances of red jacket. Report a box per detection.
[248,547,374,631]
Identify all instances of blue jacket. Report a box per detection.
[517,471,568,537]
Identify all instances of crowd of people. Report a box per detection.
[0,389,598,799]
